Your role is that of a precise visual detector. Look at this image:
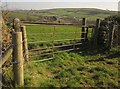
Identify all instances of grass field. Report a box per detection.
[3,47,119,87]
[24,48,119,87]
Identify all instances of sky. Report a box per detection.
[1,0,120,2]
[1,0,120,11]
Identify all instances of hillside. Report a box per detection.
[7,8,117,24]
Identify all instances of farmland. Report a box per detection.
[7,8,117,23]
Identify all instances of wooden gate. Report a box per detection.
[27,18,93,62]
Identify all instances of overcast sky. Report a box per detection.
[1,0,120,2]
[1,0,120,11]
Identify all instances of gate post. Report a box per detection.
[85,26,89,42]
[118,25,120,46]
[12,32,24,87]
[92,19,100,48]
[81,26,85,43]
[108,23,115,49]
[81,18,86,43]
[12,18,24,87]
[21,26,29,62]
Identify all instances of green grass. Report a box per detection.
[22,47,119,87]
[3,48,119,87]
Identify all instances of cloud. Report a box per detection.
[5,2,118,11]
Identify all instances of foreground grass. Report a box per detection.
[23,48,119,87]
[2,47,119,87]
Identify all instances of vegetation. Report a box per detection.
[3,47,119,87]
[2,16,12,51]
[7,8,117,23]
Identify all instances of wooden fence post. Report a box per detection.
[82,18,86,26]
[81,26,85,42]
[85,26,89,42]
[81,18,86,43]
[13,18,21,32]
[13,18,24,87]
[118,25,120,46]
[2,45,13,65]
[108,23,115,49]
[21,26,29,62]
[12,32,24,87]
[92,19,100,48]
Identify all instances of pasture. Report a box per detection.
[22,24,119,87]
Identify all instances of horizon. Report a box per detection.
[8,7,117,12]
[1,2,119,11]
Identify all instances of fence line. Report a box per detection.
[29,43,83,56]
[29,48,75,58]
[2,37,27,66]
[29,42,83,52]
[21,26,29,62]
[2,44,13,66]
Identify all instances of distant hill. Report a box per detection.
[7,8,117,24]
